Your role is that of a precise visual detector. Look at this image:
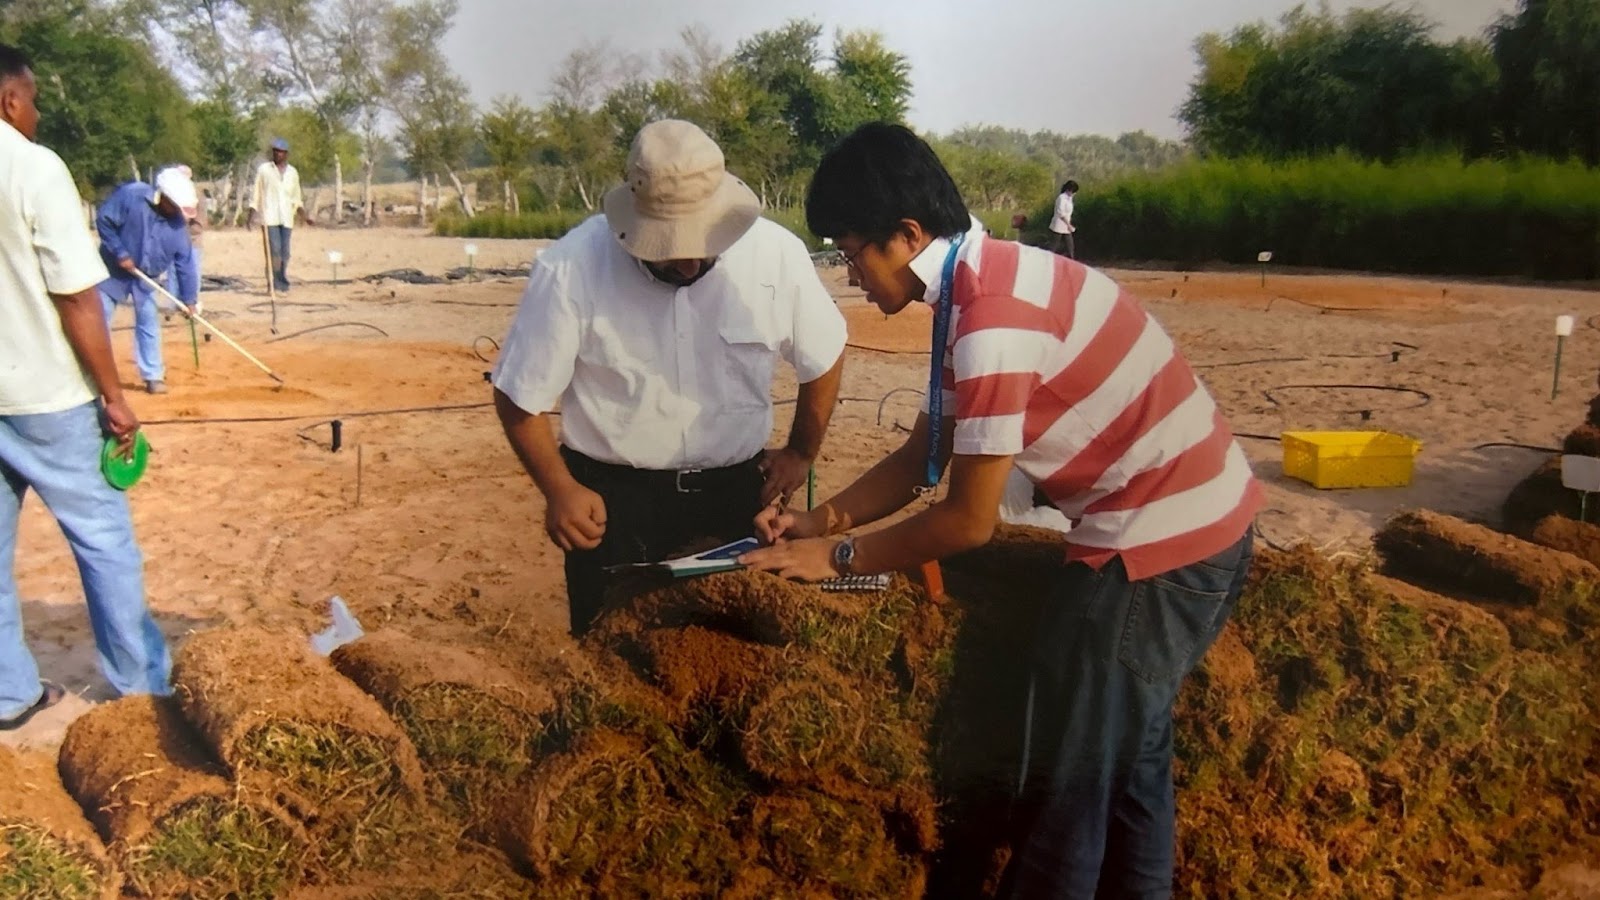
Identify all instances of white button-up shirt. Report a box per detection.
[250,161,304,227]
[1050,193,1075,234]
[493,215,847,470]
[0,121,107,415]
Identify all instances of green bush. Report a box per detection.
[1024,154,1600,280]
[436,207,1048,251]
[433,211,594,240]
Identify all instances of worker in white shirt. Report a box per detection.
[246,137,313,293]
[1049,180,1078,259]
[492,119,848,637]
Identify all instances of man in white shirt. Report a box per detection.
[0,44,171,731]
[246,137,313,292]
[1049,180,1078,259]
[493,119,848,636]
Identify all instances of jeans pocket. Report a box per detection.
[1118,569,1233,686]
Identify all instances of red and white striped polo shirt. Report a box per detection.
[917,226,1261,580]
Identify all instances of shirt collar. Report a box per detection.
[910,215,986,304]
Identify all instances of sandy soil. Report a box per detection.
[4,227,1597,752]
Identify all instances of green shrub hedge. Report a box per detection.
[1022,155,1600,280]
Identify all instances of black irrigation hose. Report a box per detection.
[143,402,494,427]
[200,275,251,292]
[1193,341,1418,371]
[1233,433,1284,443]
[114,309,236,332]
[846,342,928,355]
[854,340,1424,366]
[1251,511,1295,553]
[264,322,389,343]
[436,299,519,308]
[1194,356,1309,370]
[875,387,927,429]
[1473,441,1562,454]
[1262,384,1433,416]
[473,336,501,363]
[1264,295,1399,314]
[247,300,339,315]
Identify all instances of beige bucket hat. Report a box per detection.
[602,119,761,261]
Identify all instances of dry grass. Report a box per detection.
[0,825,105,900]
[234,723,421,871]
[123,798,301,899]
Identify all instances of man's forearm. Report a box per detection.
[851,500,989,575]
[51,287,126,403]
[786,355,843,458]
[812,440,925,536]
[494,389,576,498]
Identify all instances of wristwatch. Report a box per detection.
[831,536,857,575]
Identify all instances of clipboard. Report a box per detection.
[604,537,762,578]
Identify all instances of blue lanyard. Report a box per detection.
[925,231,967,489]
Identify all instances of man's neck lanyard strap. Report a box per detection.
[924,231,967,490]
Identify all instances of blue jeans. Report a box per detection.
[267,225,292,291]
[0,402,171,718]
[102,285,165,383]
[1004,531,1253,899]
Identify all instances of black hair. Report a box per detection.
[806,122,969,244]
[1064,180,1079,194]
[0,44,32,83]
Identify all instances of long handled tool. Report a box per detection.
[131,269,284,385]
[260,225,278,333]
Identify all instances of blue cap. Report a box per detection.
[270,138,289,151]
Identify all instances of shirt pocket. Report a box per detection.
[717,320,776,411]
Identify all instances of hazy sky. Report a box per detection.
[443,0,1516,140]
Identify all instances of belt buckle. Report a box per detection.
[675,468,704,493]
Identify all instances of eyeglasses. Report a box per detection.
[839,244,866,273]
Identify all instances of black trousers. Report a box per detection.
[559,446,764,637]
[1052,231,1076,260]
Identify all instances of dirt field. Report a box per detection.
[4,223,1597,756]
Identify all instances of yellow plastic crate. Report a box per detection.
[1281,431,1422,489]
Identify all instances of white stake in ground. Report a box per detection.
[464,242,479,282]
[328,250,343,283]
[130,268,285,385]
[1258,250,1273,288]
[1553,314,1574,400]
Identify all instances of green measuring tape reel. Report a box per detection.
[100,432,150,491]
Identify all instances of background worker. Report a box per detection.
[493,119,847,637]
[247,137,313,293]
[95,166,201,395]
[162,164,204,297]
[1050,179,1078,259]
[0,43,171,730]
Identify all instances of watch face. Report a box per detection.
[833,539,855,571]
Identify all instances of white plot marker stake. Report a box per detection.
[1554,314,1575,400]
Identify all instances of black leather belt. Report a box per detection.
[561,447,760,494]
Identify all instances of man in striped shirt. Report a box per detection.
[742,123,1260,897]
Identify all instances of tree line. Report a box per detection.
[1179,0,1600,165]
[1,0,1183,225]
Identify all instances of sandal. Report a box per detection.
[0,682,65,731]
